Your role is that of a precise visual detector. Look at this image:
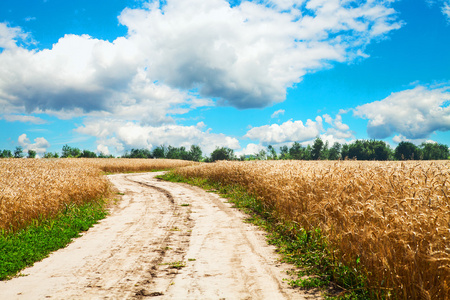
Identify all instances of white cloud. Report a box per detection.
[0,1,403,153]
[271,109,285,118]
[96,144,111,155]
[245,116,323,145]
[443,1,450,21]
[0,23,30,50]
[75,120,240,156]
[322,113,353,139]
[353,85,450,139]
[118,0,401,108]
[0,0,402,119]
[2,114,47,124]
[245,112,353,146]
[392,134,438,145]
[17,134,50,154]
[236,143,266,156]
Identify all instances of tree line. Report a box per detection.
[0,139,448,161]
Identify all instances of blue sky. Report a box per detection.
[0,0,449,156]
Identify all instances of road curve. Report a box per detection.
[0,172,319,299]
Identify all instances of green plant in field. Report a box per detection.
[159,171,370,299]
[159,261,186,269]
[0,200,108,281]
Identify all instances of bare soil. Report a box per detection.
[0,172,321,299]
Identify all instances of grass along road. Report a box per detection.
[0,172,317,299]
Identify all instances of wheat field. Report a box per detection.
[2,158,448,298]
[0,158,197,232]
[173,160,450,299]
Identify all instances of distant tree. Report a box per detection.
[166,146,181,159]
[420,142,449,160]
[289,142,303,160]
[311,137,325,160]
[341,144,350,159]
[395,141,421,160]
[328,142,342,160]
[188,145,203,161]
[372,141,393,161]
[321,141,330,160]
[210,147,235,162]
[267,145,277,160]
[346,140,368,160]
[0,149,13,158]
[132,148,153,158]
[279,145,290,160]
[152,145,167,158]
[27,149,37,158]
[80,149,97,158]
[43,152,59,158]
[98,152,114,158]
[303,145,312,160]
[255,149,267,160]
[179,147,190,160]
[61,145,81,158]
[14,146,24,158]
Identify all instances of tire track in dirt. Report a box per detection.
[0,172,320,300]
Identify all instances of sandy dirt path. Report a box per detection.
[0,172,320,300]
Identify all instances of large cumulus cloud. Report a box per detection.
[353,85,450,139]
[0,0,402,117]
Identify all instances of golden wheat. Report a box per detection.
[174,160,450,299]
[0,158,196,232]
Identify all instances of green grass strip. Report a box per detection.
[158,172,371,299]
[0,200,108,280]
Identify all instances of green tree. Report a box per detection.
[289,142,303,160]
[328,142,342,160]
[210,147,235,162]
[311,137,325,160]
[166,146,181,159]
[179,147,190,160]
[267,145,277,160]
[27,149,37,158]
[61,145,81,158]
[372,141,392,161]
[80,149,97,158]
[395,141,421,160]
[43,152,59,158]
[188,145,203,161]
[255,149,267,160]
[0,149,13,158]
[279,145,290,159]
[152,145,167,158]
[420,142,449,160]
[14,146,24,158]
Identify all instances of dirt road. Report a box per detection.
[0,172,319,299]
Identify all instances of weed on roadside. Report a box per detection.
[158,171,369,299]
[0,200,108,281]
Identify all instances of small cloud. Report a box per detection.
[236,143,266,156]
[24,17,36,22]
[18,134,50,154]
[2,114,47,124]
[271,109,285,119]
[442,1,450,21]
[97,144,110,155]
[392,134,438,145]
[245,118,322,145]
